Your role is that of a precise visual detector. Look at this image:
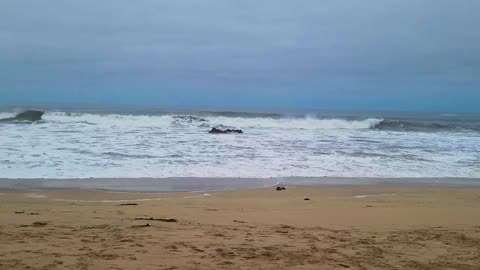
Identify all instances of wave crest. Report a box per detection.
[23,112,479,132]
[41,112,383,130]
[207,116,383,130]
[43,112,174,127]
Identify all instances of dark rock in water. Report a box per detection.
[172,115,208,123]
[0,110,45,123]
[174,115,207,122]
[209,127,243,134]
[209,127,224,133]
[171,115,209,128]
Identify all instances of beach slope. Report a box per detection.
[1,186,479,269]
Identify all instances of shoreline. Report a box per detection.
[1,176,480,193]
[2,184,479,203]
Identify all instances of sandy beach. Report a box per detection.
[3,1,480,269]
[1,185,479,270]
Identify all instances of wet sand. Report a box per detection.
[1,186,479,269]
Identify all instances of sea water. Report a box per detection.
[1,105,479,179]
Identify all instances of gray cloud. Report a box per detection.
[1,0,479,111]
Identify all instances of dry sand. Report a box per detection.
[0,185,479,269]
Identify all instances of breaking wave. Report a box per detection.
[38,112,383,130]
[1,109,479,179]
[2,111,478,132]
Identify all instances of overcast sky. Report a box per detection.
[1,1,479,112]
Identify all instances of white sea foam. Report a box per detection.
[1,112,479,179]
[42,112,382,130]
[0,112,15,119]
[44,112,174,127]
[205,116,383,130]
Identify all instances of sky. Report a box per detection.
[1,1,479,112]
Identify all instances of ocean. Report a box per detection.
[1,104,479,181]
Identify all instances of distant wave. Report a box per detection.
[207,116,383,130]
[372,119,480,132]
[2,111,479,132]
[197,111,283,118]
[42,112,174,127]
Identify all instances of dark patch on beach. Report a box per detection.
[234,220,246,224]
[134,217,177,223]
[118,203,138,206]
[31,221,48,227]
[131,223,150,228]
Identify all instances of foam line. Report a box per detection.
[353,193,397,198]
[51,193,214,203]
